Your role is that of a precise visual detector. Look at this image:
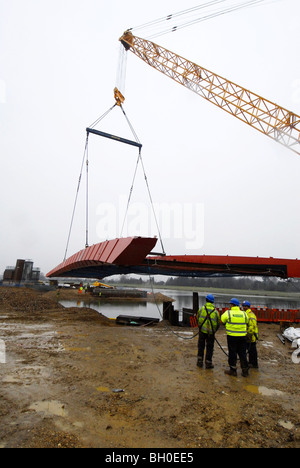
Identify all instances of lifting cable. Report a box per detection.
[147,262,200,341]
[147,265,229,355]
[63,102,166,260]
[63,133,89,262]
[63,104,117,262]
[119,104,166,255]
[130,0,227,31]
[129,0,273,39]
[146,266,230,356]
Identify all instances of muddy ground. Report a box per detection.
[0,287,299,449]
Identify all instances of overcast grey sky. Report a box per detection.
[0,0,299,277]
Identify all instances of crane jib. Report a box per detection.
[119,31,300,155]
[86,128,142,149]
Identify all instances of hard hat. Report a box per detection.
[230,298,240,306]
[206,294,215,303]
[242,300,251,307]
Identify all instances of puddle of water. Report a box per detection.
[29,400,67,417]
[245,385,285,397]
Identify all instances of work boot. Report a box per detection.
[248,363,259,369]
[241,367,249,377]
[205,361,214,369]
[224,367,237,377]
[197,357,203,368]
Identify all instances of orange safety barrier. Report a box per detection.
[255,308,272,322]
[188,306,300,326]
[294,310,300,322]
[190,316,198,328]
[220,307,300,323]
[254,308,300,323]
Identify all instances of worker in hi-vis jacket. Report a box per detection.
[242,300,259,369]
[197,294,220,369]
[221,298,250,377]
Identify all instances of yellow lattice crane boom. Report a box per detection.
[119,30,300,155]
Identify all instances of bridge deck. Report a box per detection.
[47,237,300,279]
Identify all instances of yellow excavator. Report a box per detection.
[115,30,300,155]
[93,281,113,289]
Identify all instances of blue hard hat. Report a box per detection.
[206,294,215,303]
[243,300,251,307]
[230,298,240,306]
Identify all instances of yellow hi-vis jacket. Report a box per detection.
[245,308,259,342]
[221,306,249,337]
[197,302,220,335]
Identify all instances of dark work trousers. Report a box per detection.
[198,331,215,363]
[227,335,248,370]
[247,341,258,367]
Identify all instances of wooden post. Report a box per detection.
[163,302,172,321]
[193,292,199,314]
[169,307,179,326]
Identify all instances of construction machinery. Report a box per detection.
[93,281,113,289]
[48,7,300,283]
[117,30,300,155]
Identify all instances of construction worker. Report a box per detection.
[242,300,259,369]
[221,298,249,377]
[196,294,220,369]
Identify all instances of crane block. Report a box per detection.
[114,87,125,106]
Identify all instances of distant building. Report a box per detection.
[3,259,40,283]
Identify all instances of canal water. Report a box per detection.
[59,288,300,321]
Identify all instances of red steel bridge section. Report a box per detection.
[47,236,300,280]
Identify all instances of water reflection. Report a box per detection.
[59,287,300,321]
[59,298,159,320]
